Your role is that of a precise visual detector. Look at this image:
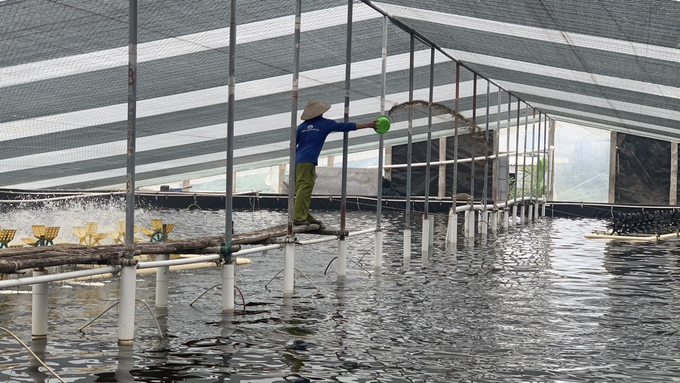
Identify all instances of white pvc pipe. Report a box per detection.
[464,210,475,238]
[503,209,509,230]
[527,204,533,223]
[403,228,411,261]
[283,242,294,294]
[428,217,434,251]
[535,202,540,220]
[0,266,117,289]
[221,263,235,311]
[155,254,168,308]
[374,231,383,271]
[520,205,526,225]
[421,217,430,253]
[31,269,48,339]
[0,230,381,290]
[337,238,347,277]
[446,209,457,245]
[491,211,498,234]
[479,211,488,236]
[542,202,546,217]
[512,205,518,226]
[117,264,137,344]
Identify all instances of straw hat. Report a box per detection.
[301,100,331,120]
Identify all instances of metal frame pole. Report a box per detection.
[512,99,521,225]
[222,0,237,310]
[375,14,387,271]
[447,63,461,246]
[536,111,543,218]
[492,87,502,233]
[422,46,435,253]
[285,0,302,293]
[520,104,529,224]
[403,31,414,262]
[481,80,490,235]
[338,0,354,276]
[543,114,549,206]
[465,73,477,238]
[119,0,138,345]
[503,93,512,230]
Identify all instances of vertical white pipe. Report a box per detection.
[155,254,168,308]
[520,205,526,225]
[222,0,238,312]
[480,211,488,236]
[512,205,518,226]
[446,209,458,245]
[465,209,475,238]
[534,202,540,220]
[429,216,434,251]
[118,264,137,344]
[528,204,533,222]
[542,202,547,217]
[503,209,509,230]
[374,231,383,272]
[283,242,295,294]
[422,217,430,253]
[337,239,347,277]
[404,229,412,262]
[221,263,235,310]
[491,211,498,234]
[31,269,48,339]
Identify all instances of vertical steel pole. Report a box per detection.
[375,15,387,271]
[481,81,490,235]
[285,0,302,293]
[512,99,521,225]
[528,108,536,220]
[447,63,461,245]
[119,0,138,345]
[466,73,477,238]
[222,0,237,310]
[404,32,415,261]
[503,94,512,229]
[536,111,542,217]
[543,114,549,204]
[492,87,502,233]
[338,0,354,276]
[422,46,434,253]
[522,104,529,201]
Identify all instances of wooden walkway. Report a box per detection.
[0,222,333,275]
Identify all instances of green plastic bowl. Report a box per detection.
[375,115,391,134]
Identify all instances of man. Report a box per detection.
[294,100,378,225]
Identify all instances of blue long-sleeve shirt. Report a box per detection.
[296,116,356,165]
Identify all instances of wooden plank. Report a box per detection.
[0,222,322,274]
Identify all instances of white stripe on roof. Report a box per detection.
[0,5,379,88]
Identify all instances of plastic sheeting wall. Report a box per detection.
[390,132,493,199]
[615,133,671,205]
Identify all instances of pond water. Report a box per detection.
[1,202,680,382]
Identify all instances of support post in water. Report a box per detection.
[119,0,138,345]
[31,269,48,339]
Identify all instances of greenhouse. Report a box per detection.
[1,1,680,382]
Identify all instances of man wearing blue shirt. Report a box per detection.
[294,100,377,225]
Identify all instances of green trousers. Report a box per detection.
[294,162,317,222]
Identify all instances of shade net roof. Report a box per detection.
[1,0,678,190]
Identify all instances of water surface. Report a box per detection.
[1,204,680,382]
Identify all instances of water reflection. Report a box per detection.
[4,208,680,381]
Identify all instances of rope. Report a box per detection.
[220,242,234,264]
[0,327,67,383]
